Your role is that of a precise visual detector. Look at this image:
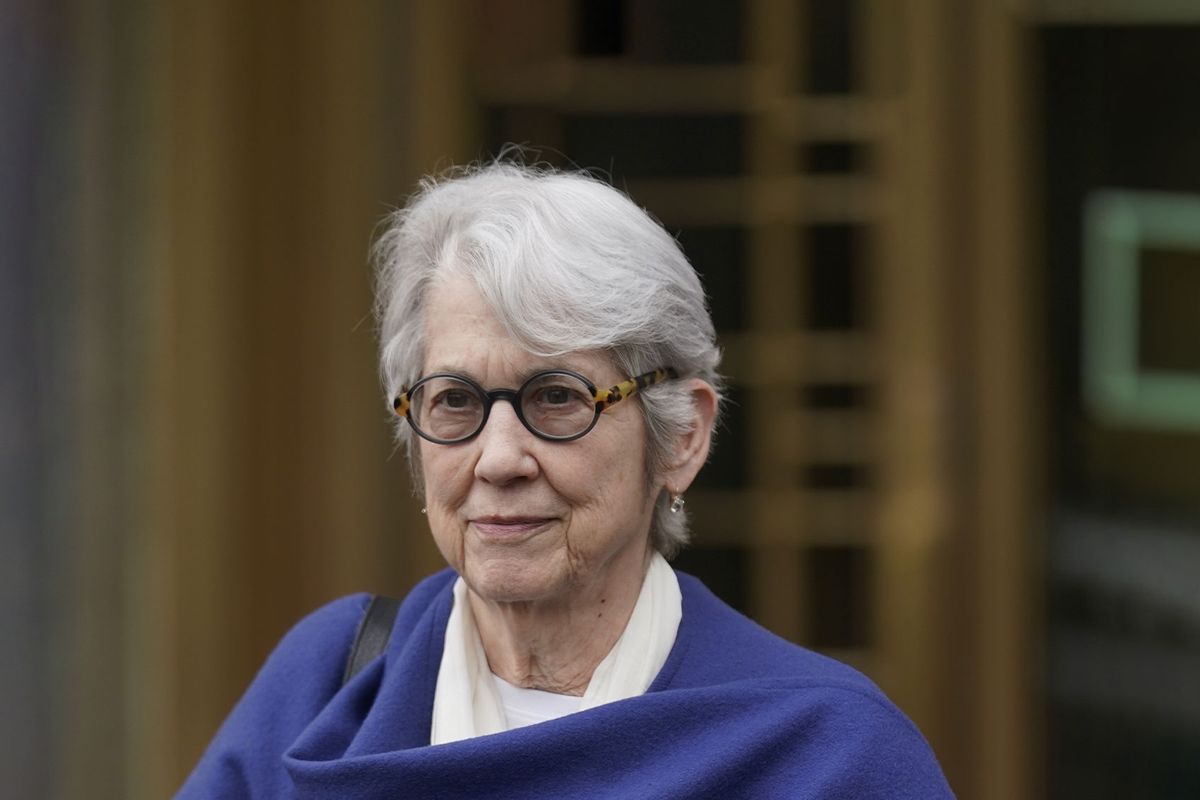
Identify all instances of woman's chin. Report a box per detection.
[462,554,572,606]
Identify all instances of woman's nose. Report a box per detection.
[472,400,539,484]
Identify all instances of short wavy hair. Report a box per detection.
[373,161,723,557]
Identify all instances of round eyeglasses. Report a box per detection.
[393,367,678,444]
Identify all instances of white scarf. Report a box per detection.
[430,552,681,745]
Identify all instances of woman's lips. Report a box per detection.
[469,517,555,538]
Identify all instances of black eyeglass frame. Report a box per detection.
[392,367,678,445]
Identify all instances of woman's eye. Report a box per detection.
[534,385,586,407]
[434,389,478,410]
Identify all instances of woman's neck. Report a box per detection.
[467,548,651,696]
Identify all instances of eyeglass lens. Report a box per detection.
[408,373,596,441]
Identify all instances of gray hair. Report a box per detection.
[373,161,723,558]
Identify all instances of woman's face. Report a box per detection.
[417,275,657,607]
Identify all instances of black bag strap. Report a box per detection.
[342,594,401,686]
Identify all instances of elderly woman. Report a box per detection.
[179,163,953,798]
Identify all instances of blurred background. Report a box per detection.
[4,0,1200,797]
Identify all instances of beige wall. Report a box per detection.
[58,2,472,796]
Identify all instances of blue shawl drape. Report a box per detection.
[178,570,954,798]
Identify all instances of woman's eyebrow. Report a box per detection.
[515,363,601,384]
[518,364,566,380]
[415,368,511,386]
[493,364,593,385]
[420,362,597,386]
[418,367,485,387]
[422,365,472,377]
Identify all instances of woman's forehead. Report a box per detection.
[421,276,617,382]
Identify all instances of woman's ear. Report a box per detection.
[661,378,719,493]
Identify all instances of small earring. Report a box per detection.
[420,507,427,515]
[669,494,685,514]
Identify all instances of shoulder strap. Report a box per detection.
[342,594,401,686]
